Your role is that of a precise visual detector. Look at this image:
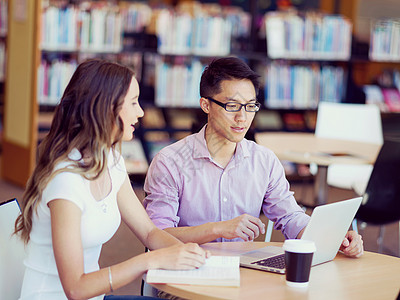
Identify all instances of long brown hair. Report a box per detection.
[15,59,135,244]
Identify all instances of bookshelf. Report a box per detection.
[38,1,150,175]
[2,0,40,186]
[1,0,151,186]
[2,0,400,187]
[369,19,400,62]
[264,11,352,60]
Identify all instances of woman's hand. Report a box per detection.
[146,243,211,270]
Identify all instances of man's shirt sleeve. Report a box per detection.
[143,152,181,229]
[262,152,310,239]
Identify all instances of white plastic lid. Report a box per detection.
[282,239,316,253]
[286,280,310,288]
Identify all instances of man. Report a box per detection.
[143,57,363,257]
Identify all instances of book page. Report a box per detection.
[146,256,240,287]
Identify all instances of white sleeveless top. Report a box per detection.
[19,149,127,300]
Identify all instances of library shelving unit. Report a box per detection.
[3,0,400,187]
[2,0,150,186]
[37,1,149,176]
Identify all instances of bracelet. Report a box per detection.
[108,266,114,293]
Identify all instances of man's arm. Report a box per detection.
[297,229,364,258]
[339,231,364,257]
[164,214,266,244]
[144,150,265,244]
[296,227,306,239]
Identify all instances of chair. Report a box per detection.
[351,139,400,255]
[141,277,158,297]
[0,198,26,299]
[141,247,159,297]
[314,102,383,192]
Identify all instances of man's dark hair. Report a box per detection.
[199,57,261,98]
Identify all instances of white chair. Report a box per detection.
[0,198,26,299]
[141,248,159,297]
[314,102,383,192]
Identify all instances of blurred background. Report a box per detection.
[1,0,400,296]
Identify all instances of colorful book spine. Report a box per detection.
[120,2,152,33]
[37,60,78,105]
[156,10,192,55]
[382,88,400,112]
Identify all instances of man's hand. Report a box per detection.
[339,230,364,258]
[215,214,265,241]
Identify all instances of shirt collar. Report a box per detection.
[193,125,212,159]
[192,124,251,160]
[236,138,251,159]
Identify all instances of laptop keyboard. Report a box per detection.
[251,254,285,269]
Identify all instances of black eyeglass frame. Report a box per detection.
[205,97,261,112]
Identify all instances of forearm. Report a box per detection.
[102,252,161,291]
[145,226,183,250]
[164,222,220,244]
[63,241,209,299]
[62,254,152,299]
[296,227,306,239]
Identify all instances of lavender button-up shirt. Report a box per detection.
[143,125,310,242]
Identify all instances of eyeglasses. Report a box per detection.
[205,97,261,112]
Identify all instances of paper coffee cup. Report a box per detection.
[283,239,316,288]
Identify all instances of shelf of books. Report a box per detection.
[40,3,123,53]
[264,11,352,60]
[264,61,346,109]
[30,0,400,174]
[369,19,400,62]
[156,3,250,56]
[360,19,400,113]
[363,69,400,113]
[38,1,149,174]
[155,58,205,107]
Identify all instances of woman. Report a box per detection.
[15,59,208,300]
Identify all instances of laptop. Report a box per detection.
[240,197,362,274]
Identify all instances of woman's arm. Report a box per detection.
[49,176,207,300]
[50,199,115,299]
[116,175,184,250]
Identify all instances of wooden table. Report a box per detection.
[150,242,400,300]
[255,132,381,205]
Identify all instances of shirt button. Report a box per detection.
[223,197,228,203]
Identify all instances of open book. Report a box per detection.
[146,256,240,287]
